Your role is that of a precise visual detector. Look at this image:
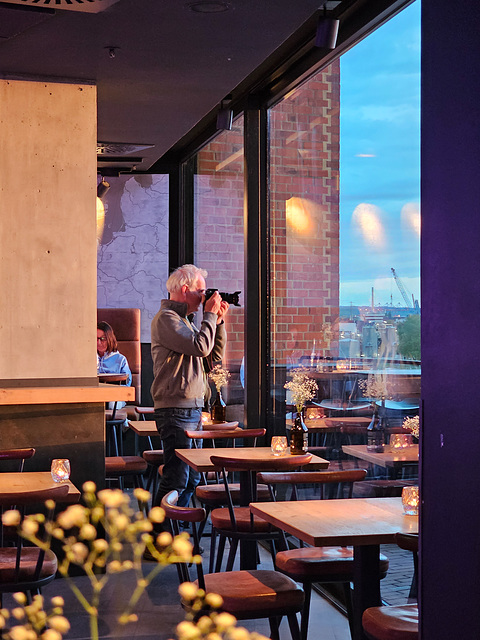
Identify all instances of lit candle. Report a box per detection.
[402,485,419,515]
[271,436,288,457]
[51,458,71,483]
[390,433,413,449]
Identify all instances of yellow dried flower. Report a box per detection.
[2,510,21,527]
[48,615,71,633]
[149,506,165,523]
[284,367,318,413]
[178,582,199,601]
[208,365,231,392]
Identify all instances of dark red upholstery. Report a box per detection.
[362,604,419,640]
[97,308,141,405]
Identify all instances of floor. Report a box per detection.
[2,538,415,640]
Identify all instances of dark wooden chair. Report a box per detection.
[257,468,389,640]
[0,448,35,472]
[362,603,418,640]
[161,490,304,640]
[209,453,312,573]
[0,484,69,605]
[395,532,418,601]
[191,428,269,545]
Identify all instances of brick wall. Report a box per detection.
[195,61,340,370]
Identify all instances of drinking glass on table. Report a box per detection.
[51,458,71,483]
[271,436,288,456]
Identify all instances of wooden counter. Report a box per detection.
[0,384,134,406]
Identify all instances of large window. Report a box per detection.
[193,116,245,423]
[268,3,420,430]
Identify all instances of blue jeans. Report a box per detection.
[153,407,202,508]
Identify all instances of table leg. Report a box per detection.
[352,544,382,640]
[239,470,258,570]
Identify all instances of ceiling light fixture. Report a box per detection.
[315,4,339,49]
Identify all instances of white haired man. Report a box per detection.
[150,264,229,512]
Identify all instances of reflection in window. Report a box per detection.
[193,116,245,424]
[268,2,420,430]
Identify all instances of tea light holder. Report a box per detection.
[51,458,71,483]
[271,436,288,457]
[402,485,419,515]
[390,433,413,449]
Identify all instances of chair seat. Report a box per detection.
[105,456,147,475]
[105,409,128,422]
[362,604,419,640]
[200,569,304,619]
[142,449,164,465]
[276,547,389,580]
[210,507,273,533]
[196,483,270,505]
[0,548,57,584]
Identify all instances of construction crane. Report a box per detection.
[391,268,420,313]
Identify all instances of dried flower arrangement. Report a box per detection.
[284,367,319,413]
[208,365,231,392]
[402,415,420,439]
[0,485,266,640]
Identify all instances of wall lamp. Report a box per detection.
[315,5,339,49]
[216,95,233,131]
[97,177,110,199]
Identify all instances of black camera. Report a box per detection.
[205,288,241,307]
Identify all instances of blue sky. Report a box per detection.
[339,1,421,308]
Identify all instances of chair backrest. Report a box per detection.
[210,453,312,473]
[97,308,141,404]
[0,484,69,507]
[186,427,265,444]
[160,490,206,587]
[257,468,368,500]
[395,532,419,553]
[0,448,35,472]
[0,484,69,588]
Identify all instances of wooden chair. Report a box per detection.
[362,603,418,640]
[105,456,147,493]
[209,453,312,573]
[394,532,418,601]
[0,448,35,472]
[161,490,304,640]
[0,484,69,605]
[191,428,269,545]
[257,469,389,640]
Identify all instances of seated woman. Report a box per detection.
[97,321,132,410]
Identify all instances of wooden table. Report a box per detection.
[175,446,329,474]
[0,472,81,503]
[250,497,418,640]
[127,420,241,453]
[342,445,419,476]
[176,447,329,569]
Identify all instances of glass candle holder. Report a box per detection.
[51,458,71,483]
[271,436,288,457]
[390,433,413,449]
[402,485,419,515]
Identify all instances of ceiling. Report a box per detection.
[0,0,336,173]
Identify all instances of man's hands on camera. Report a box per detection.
[216,300,229,324]
[204,290,222,315]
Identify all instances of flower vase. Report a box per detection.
[211,390,226,423]
[290,410,308,455]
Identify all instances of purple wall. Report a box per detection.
[421,0,480,636]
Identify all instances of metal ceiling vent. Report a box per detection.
[0,0,121,14]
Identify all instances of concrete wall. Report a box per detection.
[0,79,97,381]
